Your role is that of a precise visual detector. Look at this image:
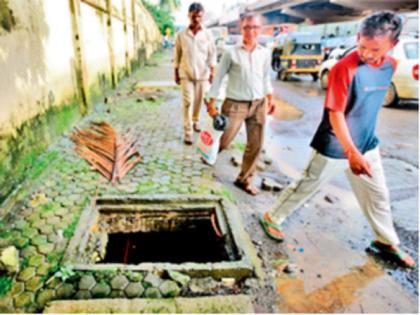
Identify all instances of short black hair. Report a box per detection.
[359,11,402,41]
[189,2,204,13]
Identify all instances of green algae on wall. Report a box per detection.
[0,97,82,204]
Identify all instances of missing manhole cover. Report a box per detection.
[63,195,262,280]
[104,227,231,264]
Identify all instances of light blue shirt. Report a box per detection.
[208,44,273,101]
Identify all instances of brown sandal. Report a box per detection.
[234,180,260,196]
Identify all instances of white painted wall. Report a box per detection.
[0,0,161,136]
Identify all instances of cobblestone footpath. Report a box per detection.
[0,52,233,313]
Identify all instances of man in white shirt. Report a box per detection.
[206,13,275,195]
[174,2,216,145]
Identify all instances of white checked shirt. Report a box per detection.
[208,43,273,101]
[174,27,216,81]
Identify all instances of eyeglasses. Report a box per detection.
[242,25,261,31]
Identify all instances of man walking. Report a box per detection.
[206,13,275,195]
[259,11,415,268]
[174,2,216,145]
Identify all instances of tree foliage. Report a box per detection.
[159,0,180,12]
[143,0,175,35]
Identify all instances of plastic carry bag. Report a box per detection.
[196,103,228,166]
[196,115,223,165]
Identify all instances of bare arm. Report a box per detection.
[329,111,372,177]
[174,33,181,84]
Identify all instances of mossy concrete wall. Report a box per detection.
[0,0,161,204]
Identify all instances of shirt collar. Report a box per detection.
[239,42,263,52]
[187,25,203,37]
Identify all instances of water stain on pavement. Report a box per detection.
[273,99,304,121]
[276,259,384,313]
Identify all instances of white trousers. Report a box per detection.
[180,79,208,137]
[269,147,400,245]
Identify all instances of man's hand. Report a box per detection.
[209,72,214,84]
[267,95,275,115]
[346,149,373,177]
[205,99,218,118]
[174,69,181,85]
[267,99,275,115]
[209,67,215,84]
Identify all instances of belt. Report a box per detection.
[226,98,265,104]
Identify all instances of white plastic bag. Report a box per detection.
[196,115,223,165]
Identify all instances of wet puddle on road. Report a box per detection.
[276,259,384,313]
[272,99,304,121]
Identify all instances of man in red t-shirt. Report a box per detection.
[259,11,415,268]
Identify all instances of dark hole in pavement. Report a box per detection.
[102,218,231,264]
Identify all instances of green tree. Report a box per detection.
[143,0,175,35]
[159,0,180,12]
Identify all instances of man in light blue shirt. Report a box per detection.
[206,13,275,195]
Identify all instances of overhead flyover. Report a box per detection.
[246,0,418,24]
[208,0,418,33]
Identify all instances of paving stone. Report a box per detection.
[54,221,70,230]
[18,267,36,282]
[21,246,38,257]
[27,213,42,223]
[168,270,191,287]
[22,228,38,239]
[36,263,52,276]
[26,276,43,292]
[31,219,47,230]
[126,272,143,282]
[37,243,55,255]
[143,287,162,298]
[55,207,69,217]
[47,217,61,226]
[13,219,29,230]
[36,289,56,307]
[46,277,61,289]
[78,275,96,290]
[31,235,48,246]
[124,282,145,298]
[110,290,126,298]
[14,292,34,308]
[91,283,111,298]
[56,283,75,299]
[110,275,129,290]
[74,290,91,300]
[13,236,30,249]
[189,277,218,294]
[39,224,54,235]
[47,232,59,243]
[0,296,14,313]
[159,280,180,297]
[0,238,10,248]
[28,255,45,268]
[10,281,25,296]
[143,272,162,288]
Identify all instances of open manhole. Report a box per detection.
[63,195,261,280]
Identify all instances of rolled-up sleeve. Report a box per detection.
[264,49,273,95]
[173,33,181,68]
[207,50,231,99]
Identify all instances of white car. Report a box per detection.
[319,46,350,89]
[384,37,419,106]
[318,36,419,106]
